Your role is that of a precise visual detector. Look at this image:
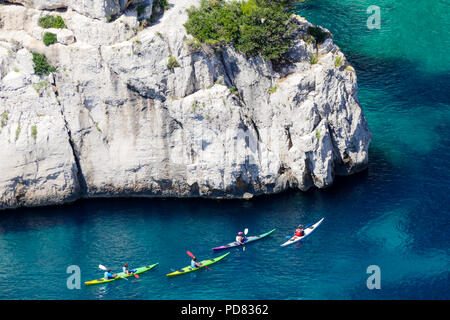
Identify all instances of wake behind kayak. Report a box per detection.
[212,229,276,251]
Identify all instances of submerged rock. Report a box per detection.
[0,0,371,209]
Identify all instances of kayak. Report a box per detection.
[166,252,230,277]
[212,229,276,251]
[280,218,324,247]
[84,263,159,285]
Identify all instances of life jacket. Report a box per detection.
[295,228,304,237]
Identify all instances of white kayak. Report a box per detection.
[280,218,324,247]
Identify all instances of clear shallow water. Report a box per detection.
[0,0,449,299]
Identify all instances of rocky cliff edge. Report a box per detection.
[0,0,372,209]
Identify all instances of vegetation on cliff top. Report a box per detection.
[307,26,329,48]
[184,0,298,61]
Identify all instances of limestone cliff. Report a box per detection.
[0,0,371,209]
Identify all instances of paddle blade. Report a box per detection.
[243,229,248,251]
[285,235,292,239]
[134,274,139,279]
[205,266,212,271]
[186,251,195,259]
[99,264,107,271]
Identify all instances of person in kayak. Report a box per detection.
[123,264,135,275]
[295,225,305,237]
[236,231,247,245]
[191,257,202,269]
[104,269,117,280]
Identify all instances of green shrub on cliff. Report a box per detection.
[43,32,57,46]
[230,86,238,95]
[184,0,241,46]
[184,0,296,61]
[38,15,67,29]
[31,125,37,140]
[32,52,57,76]
[15,123,21,141]
[136,4,148,16]
[310,53,318,64]
[235,4,296,60]
[136,0,170,29]
[33,81,49,93]
[307,26,329,46]
[158,0,170,11]
[167,56,180,70]
[185,37,202,52]
[1,112,8,128]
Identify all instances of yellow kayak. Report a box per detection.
[85,263,159,285]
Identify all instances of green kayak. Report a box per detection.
[212,229,276,251]
[85,263,159,285]
[166,252,230,277]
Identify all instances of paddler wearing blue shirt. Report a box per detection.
[104,269,117,280]
[191,257,202,269]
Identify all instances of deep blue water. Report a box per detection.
[0,1,449,299]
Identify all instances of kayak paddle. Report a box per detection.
[304,222,314,229]
[186,251,211,270]
[243,228,248,251]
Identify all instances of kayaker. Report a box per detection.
[122,264,134,275]
[104,269,117,280]
[191,257,202,269]
[236,231,247,245]
[295,225,305,237]
[236,232,247,244]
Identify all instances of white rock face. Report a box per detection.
[2,0,149,20]
[0,1,371,209]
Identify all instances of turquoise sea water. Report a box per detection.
[0,0,449,299]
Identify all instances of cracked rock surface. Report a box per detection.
[0,0,371,209]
